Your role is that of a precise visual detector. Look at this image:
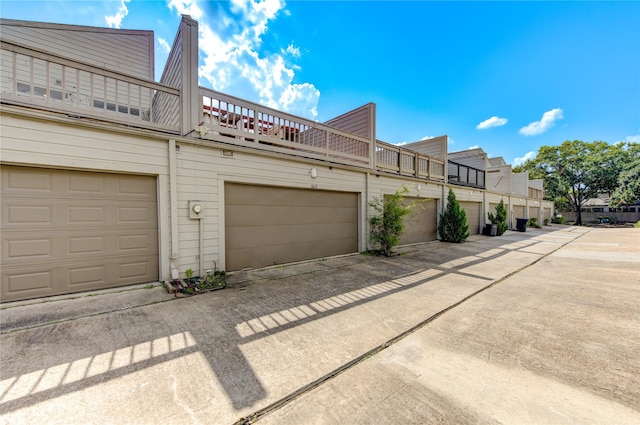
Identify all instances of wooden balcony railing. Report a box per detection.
[528,187,544,200]
[0,41,180,132]
[447,160,486,188]
[200,88,372,167]
[375,141,446,181]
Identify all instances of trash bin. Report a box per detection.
[516,218,528,232]
[483,224,497,236]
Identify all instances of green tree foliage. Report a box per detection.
[487,199,508,236]
[369,187,415,256]
[609,143,640,208]
[438,188,469,243]
[513,140,638,225]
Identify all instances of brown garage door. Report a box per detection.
[459,201,481,235]
[225,183,358,271]
[400,197,437,245]
[1,166,158,302]
[512,205,526,229]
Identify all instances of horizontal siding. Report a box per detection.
[486,166,511,194]
[0,114,167,173]
[324,104,372,138]
[403,136,447,161]
[449,153,487,170]
[1,24,153,79]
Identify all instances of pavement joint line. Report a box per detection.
[0,298,177,335]
[235,228,591,425]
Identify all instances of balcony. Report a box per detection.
[0,41,180,133]
[199,88,372,167]
[375,141,446,181]
[528,187,544,200]
[447,160,486,189]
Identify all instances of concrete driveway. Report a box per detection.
[1,226,639,424]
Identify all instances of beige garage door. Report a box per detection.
[400,197,437,245]
[512,205,526,229]
[544,208,552,221]
[529,206,540,222]
[225,183,358,271]
[459,201,481,235]
[1,166,158,302]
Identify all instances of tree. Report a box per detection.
[438,188,469,243]
[610,143,640,208]
[369,187,415,256]
[514,140,637,225]
[487,199,508,236]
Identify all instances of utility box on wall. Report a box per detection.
[189,200,204,219]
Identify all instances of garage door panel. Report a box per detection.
[225,183,358,271]
[512,205,525,229]
[226,185,354,207]
[400,198,437,245]
[226,205,357,227]
[227,222,357,249]
[227,237,356,270]
[1,166,158,302]
[460,201,481,235]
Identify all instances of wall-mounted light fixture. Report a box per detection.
[193,125,211,137]
[309,168,317,178]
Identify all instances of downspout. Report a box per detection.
[365,172,370,251]
[169,139,179,279]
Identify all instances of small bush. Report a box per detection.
[438,189,469,243]
[551,215,566,224]
[369,187,415,256]
[487,199,508,236]
[634,221,640,228]
[528,217,542,228]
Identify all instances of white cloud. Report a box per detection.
[171,0,319,118]
[158,37,171,54]
[395,141,407,146]
[519,108,563,136]
[625,134,640,143]
[477,116,508,130]
[468,145,480,150]
[514,151,536,166]
[421,135,434,140]
[284,44,301,57]
[105,0,129,28]
[168,0,203,20]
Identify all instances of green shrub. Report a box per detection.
[487,199,508,236]
[528,217,541,228]
[438,189,469,243]
[634,221,640,228]
[551,215,566,224]
[369,187,415,256]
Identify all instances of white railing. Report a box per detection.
[375,141,446,181]
[200,88,372,167]
[0,41,181,132]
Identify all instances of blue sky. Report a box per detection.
[2,0,639,165]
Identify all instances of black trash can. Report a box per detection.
[516,218,528,232]
[483,224,497,236]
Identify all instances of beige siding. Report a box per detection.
[448,149,489,170]
[0,20,154,80]
[403,135,448,161]
[174,143,368,273]
[324,103,374,139]
[486,165,512,194]
[512,172,529,197]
